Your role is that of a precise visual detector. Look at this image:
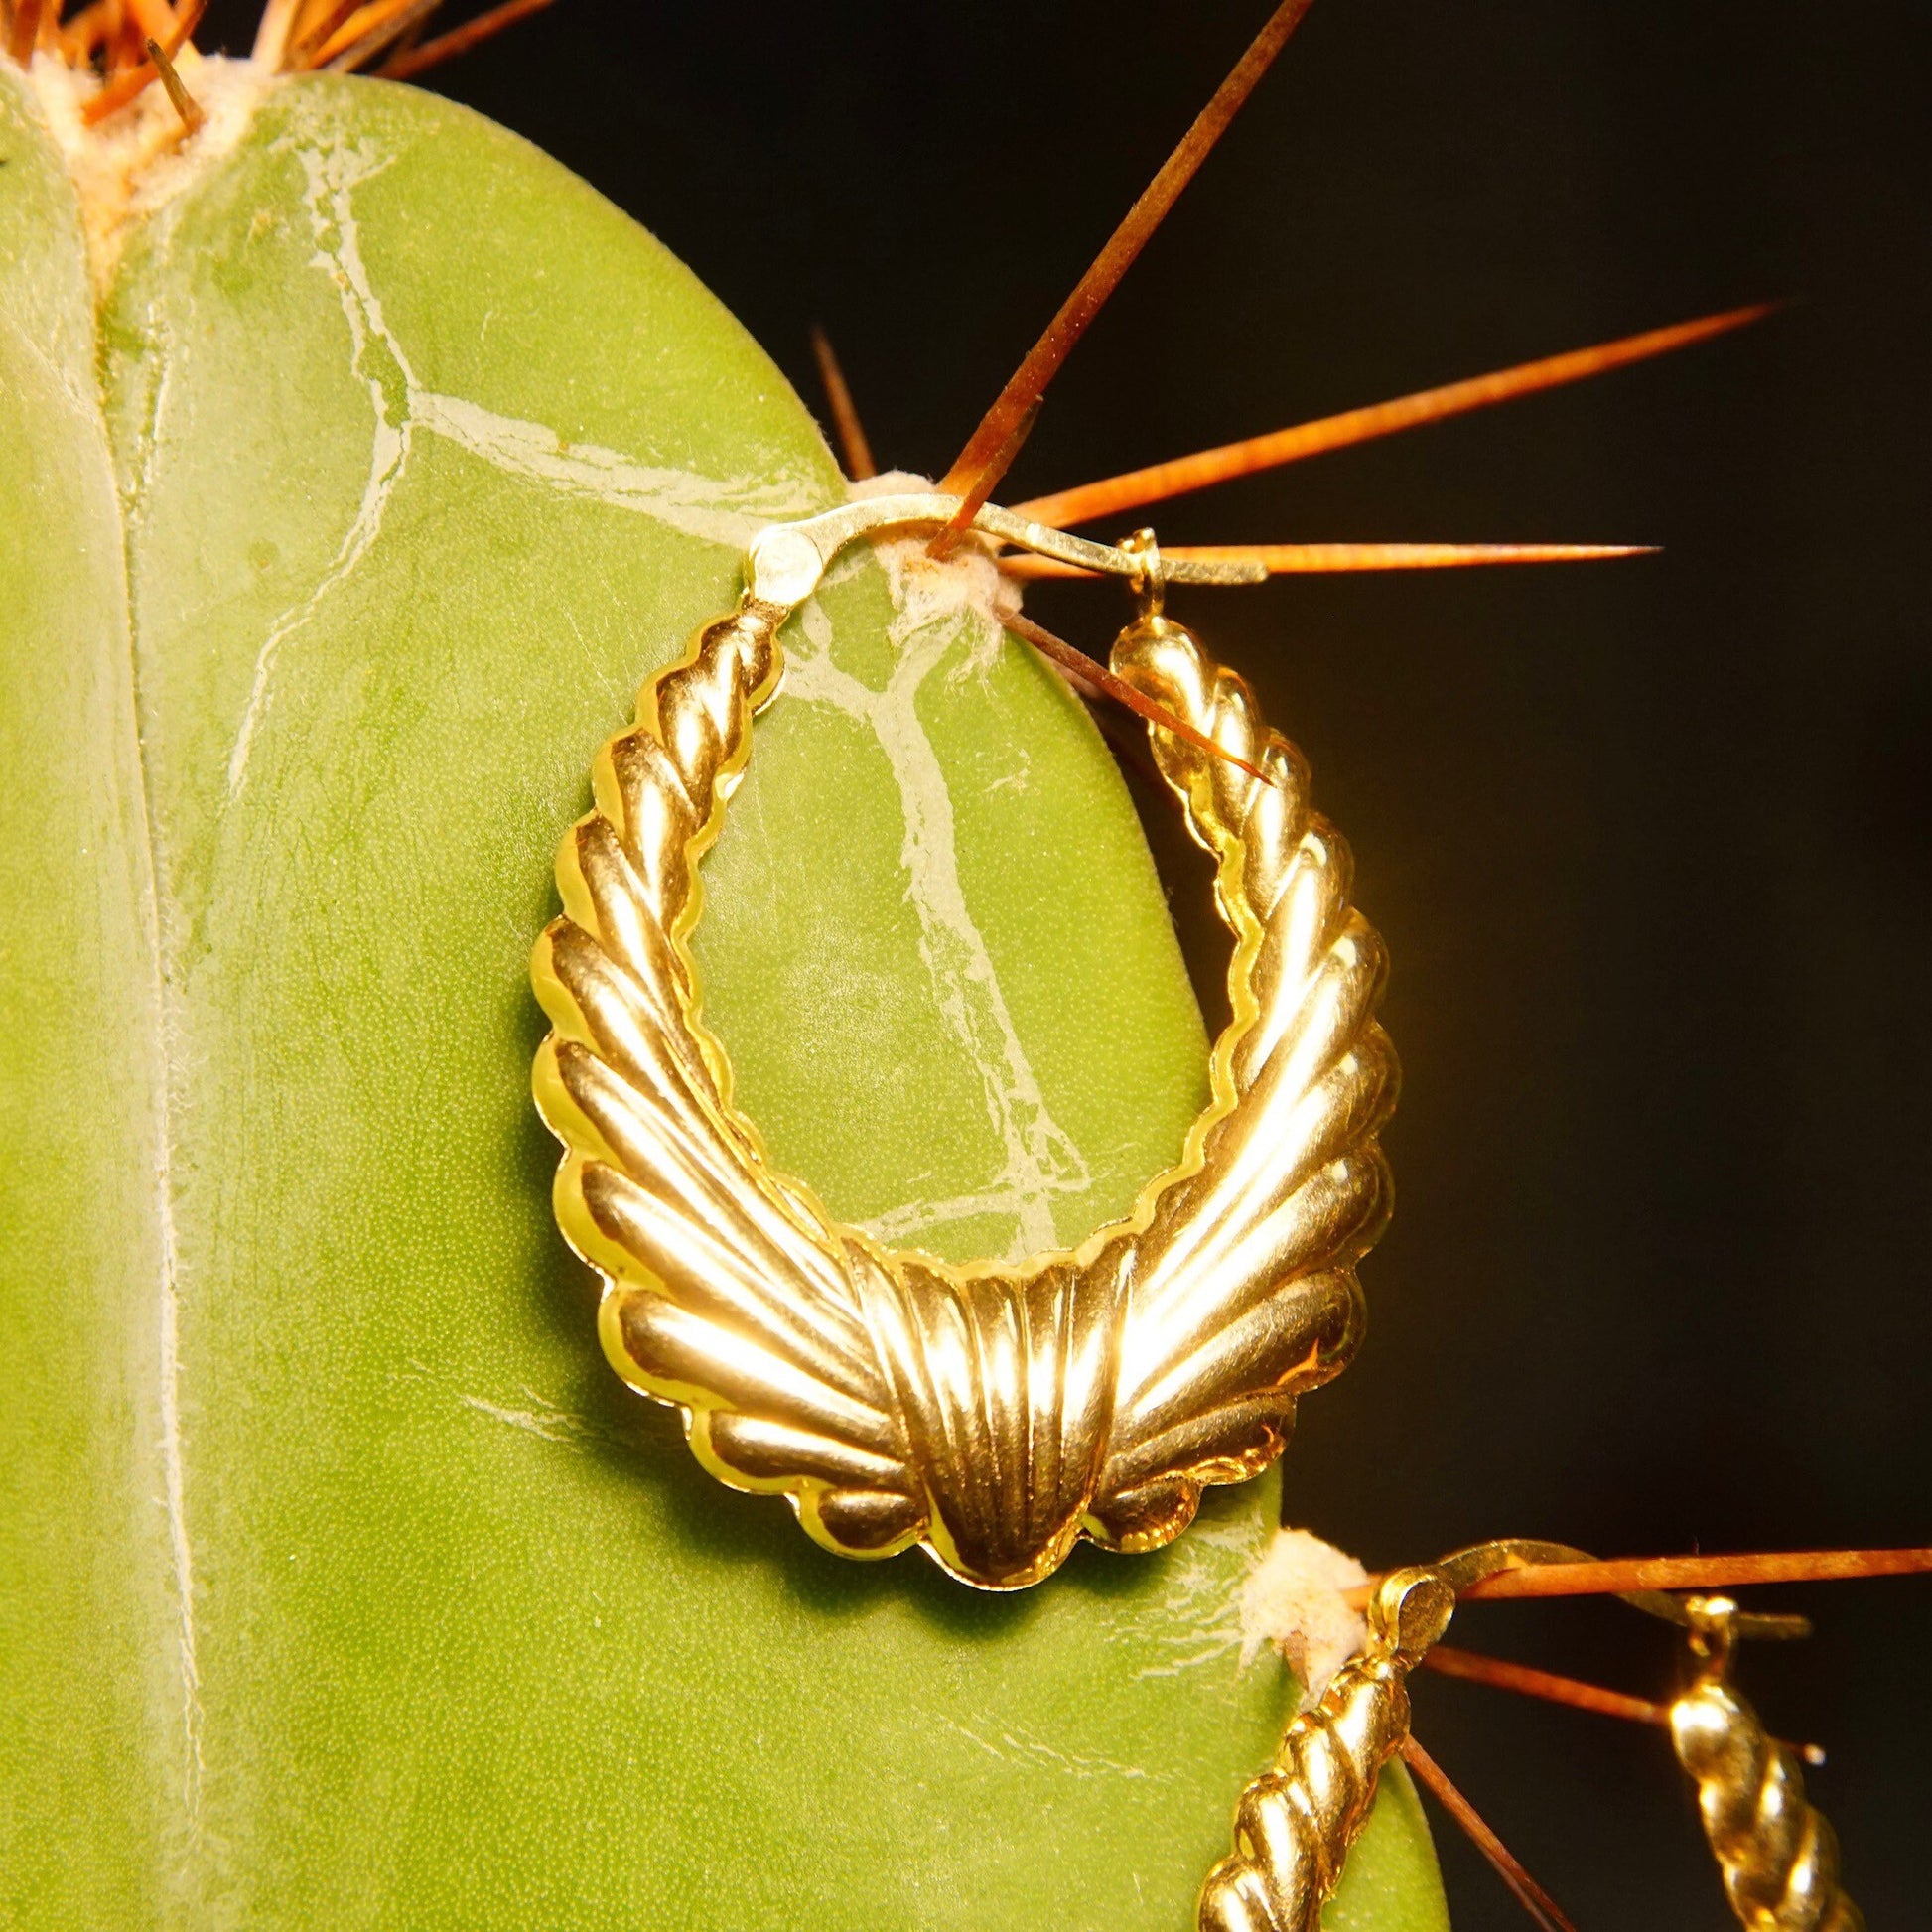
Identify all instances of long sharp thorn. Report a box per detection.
[1001,540,1655,580]
[125,0,178,39]
[1006,613,1277,786]
[308,0,380,62]
[809,326,878,482]
[929,0,1319,554]
[379,0,559,80]
[289,0,362,66]
[1399,1736,1579,1932]
[7,0,45,63]
[930,400,1041,557]
[1016,303,1777,529]
[317,0,439,71]
[253,0,302,67]
[1424,1644,1674,1728]
[1459,1546,1932,1603]
[1424,1645,1828,1764]
[1346,1546,1932,1610]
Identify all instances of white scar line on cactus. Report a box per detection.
[153,1126,206,1833]
[396,1359,612,1449]
[101,338,205,1831]
[232,134,1077,1255]
[227,131,1071,1261]
[937,1715,1159,1785]
[225,132,817,801]
[224,142,405,801]
[407,392,812,527]
[459,1390,602,1448]
[791,532,1091,1260]
[32,109,211,1830]
[32,329,214,1837]
[785,627,1087,1259]
[1124,1519,1255,1681]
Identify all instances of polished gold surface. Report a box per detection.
[1198,1565,1451,1932]
[1671,1597,1865,1932]
[530,499,1395,1588]
[1198,1540,1543,1932]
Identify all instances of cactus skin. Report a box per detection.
[0,59,1453,1932]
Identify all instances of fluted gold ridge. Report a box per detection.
[529,500,1395,1589]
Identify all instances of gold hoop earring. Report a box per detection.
[529,495,1396,1589]
[1198,1538,1604,1932]
[1671,1595,1865,1931]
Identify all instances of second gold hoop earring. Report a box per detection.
[530,494,1397,1589]
[1671,1595,1865,1932]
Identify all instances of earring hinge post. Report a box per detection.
[746,493,1266,608]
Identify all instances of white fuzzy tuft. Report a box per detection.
[848,469,1023,656]
[26,52,269,288]
[1239,1526,1372,1708]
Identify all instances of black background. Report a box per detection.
[203,3,1932,1923]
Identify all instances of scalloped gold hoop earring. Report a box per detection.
[529,495,1398,1589]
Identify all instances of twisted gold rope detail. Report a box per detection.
[1195,1537,1673,1929]
[1198,1565,1455,1932]
[1672,1598,1865,1932]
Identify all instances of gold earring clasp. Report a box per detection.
[745,492,1258,612]
[1119,525,1167,619]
